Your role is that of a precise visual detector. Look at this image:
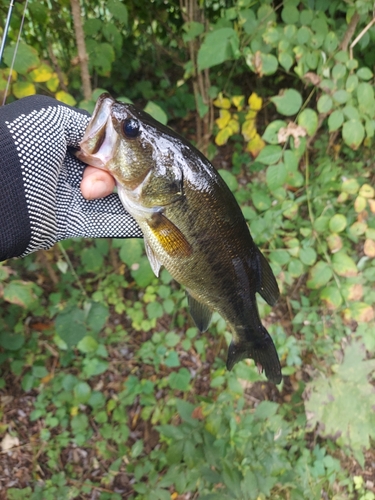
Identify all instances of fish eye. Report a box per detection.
[123,118,140,138]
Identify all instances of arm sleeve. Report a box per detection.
[0,95,89,261]
[0,106,31,261]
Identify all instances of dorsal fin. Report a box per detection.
[254,249,280,306]
[186,291,212,332]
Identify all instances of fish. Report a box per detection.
[77,93,282,384]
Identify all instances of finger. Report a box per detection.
[80,166,116,199]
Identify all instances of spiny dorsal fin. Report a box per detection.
[255,249,280,306]
[186,291,212,332]
[148,212,192,258]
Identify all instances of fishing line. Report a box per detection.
[2,0,29,106]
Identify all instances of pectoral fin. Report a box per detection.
[255,249,280,306]
[145,240,162,277]
[186,291,212,332]
[148,212,192,258]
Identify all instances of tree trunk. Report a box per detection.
[70,0,92,101]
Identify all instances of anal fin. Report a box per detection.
[186,291,212,332]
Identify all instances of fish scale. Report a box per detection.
[77,93,282,384]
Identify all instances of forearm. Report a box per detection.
[0,117,31,260]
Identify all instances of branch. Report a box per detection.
[340,12,360,52]
[70,0,92,100]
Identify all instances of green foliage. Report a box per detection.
[1,0,375,497]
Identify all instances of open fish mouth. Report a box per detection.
[76,93,118,169]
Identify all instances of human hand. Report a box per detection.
[0,95,142,261]
[81,166,116,200]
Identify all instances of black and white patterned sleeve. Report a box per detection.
[0,95,142,261]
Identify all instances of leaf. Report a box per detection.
[107,0,128,24]
[55,306,87,347]
[297,108,318,136]
[215,127,232,146]
[329,214,347,233]
[317,94,332,113]
[299,247,317,266]
[215,109,231,129]
[55,91,76,106]
[342,119,365,150]
[256,145,282,165]
[0,332,25,351]
[87,301,109,334]
[74,382,92,404]
[262,120,287,144]
[307,261,333,289]
[12,82,36,99]
[359,184,374,198]
[144,101,168,125]
[182,21,204,43]
[364,239,375,257]
[305,342,375,452]
[281,4,300,23]
[3,42,39,74]
[218,170,238,192]
[168,368,191,391]
[3,280,36,308]
[197,28,239,71]
[271,89,302,116]
[328,110,344,132]
[241,118,256,141]
[29,63,54,83]
[278,51,294,72]
[320,286,343,309]
[256,53,278,76]
[332,251,357,277]
[266,163,287,191]
[116,238,144,266]
[248,92,262,110]
[247,133,266,157]
[357,67,373,80]
[213,93,231,109]
[357,82,375,114]
[77,335,99,354]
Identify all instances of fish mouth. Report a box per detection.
[76,93,119,169]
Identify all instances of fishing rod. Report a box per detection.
[0,0,15,65]
[0,0,29,105]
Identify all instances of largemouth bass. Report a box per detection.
[77,94,282,384]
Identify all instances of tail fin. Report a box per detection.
[226,327,282,384]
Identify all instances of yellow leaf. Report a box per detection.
[364,238,375,258]
[354,195,367,213]
[215,127,232,146]
[215,109,231,129]
[12,81,36,99]
[228,118,240,134]
[359,183,374,199]
[368,199,375,213]
[29,63,54,83]
[248,92,263,111]
[231,95,245,110]
[242,118,256,141]
[245,109,257,120]
[55,90,76,106]
[213,93,231,109]
[327,233,343,254]
[46,74,59,92]
[246,133,266,157]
